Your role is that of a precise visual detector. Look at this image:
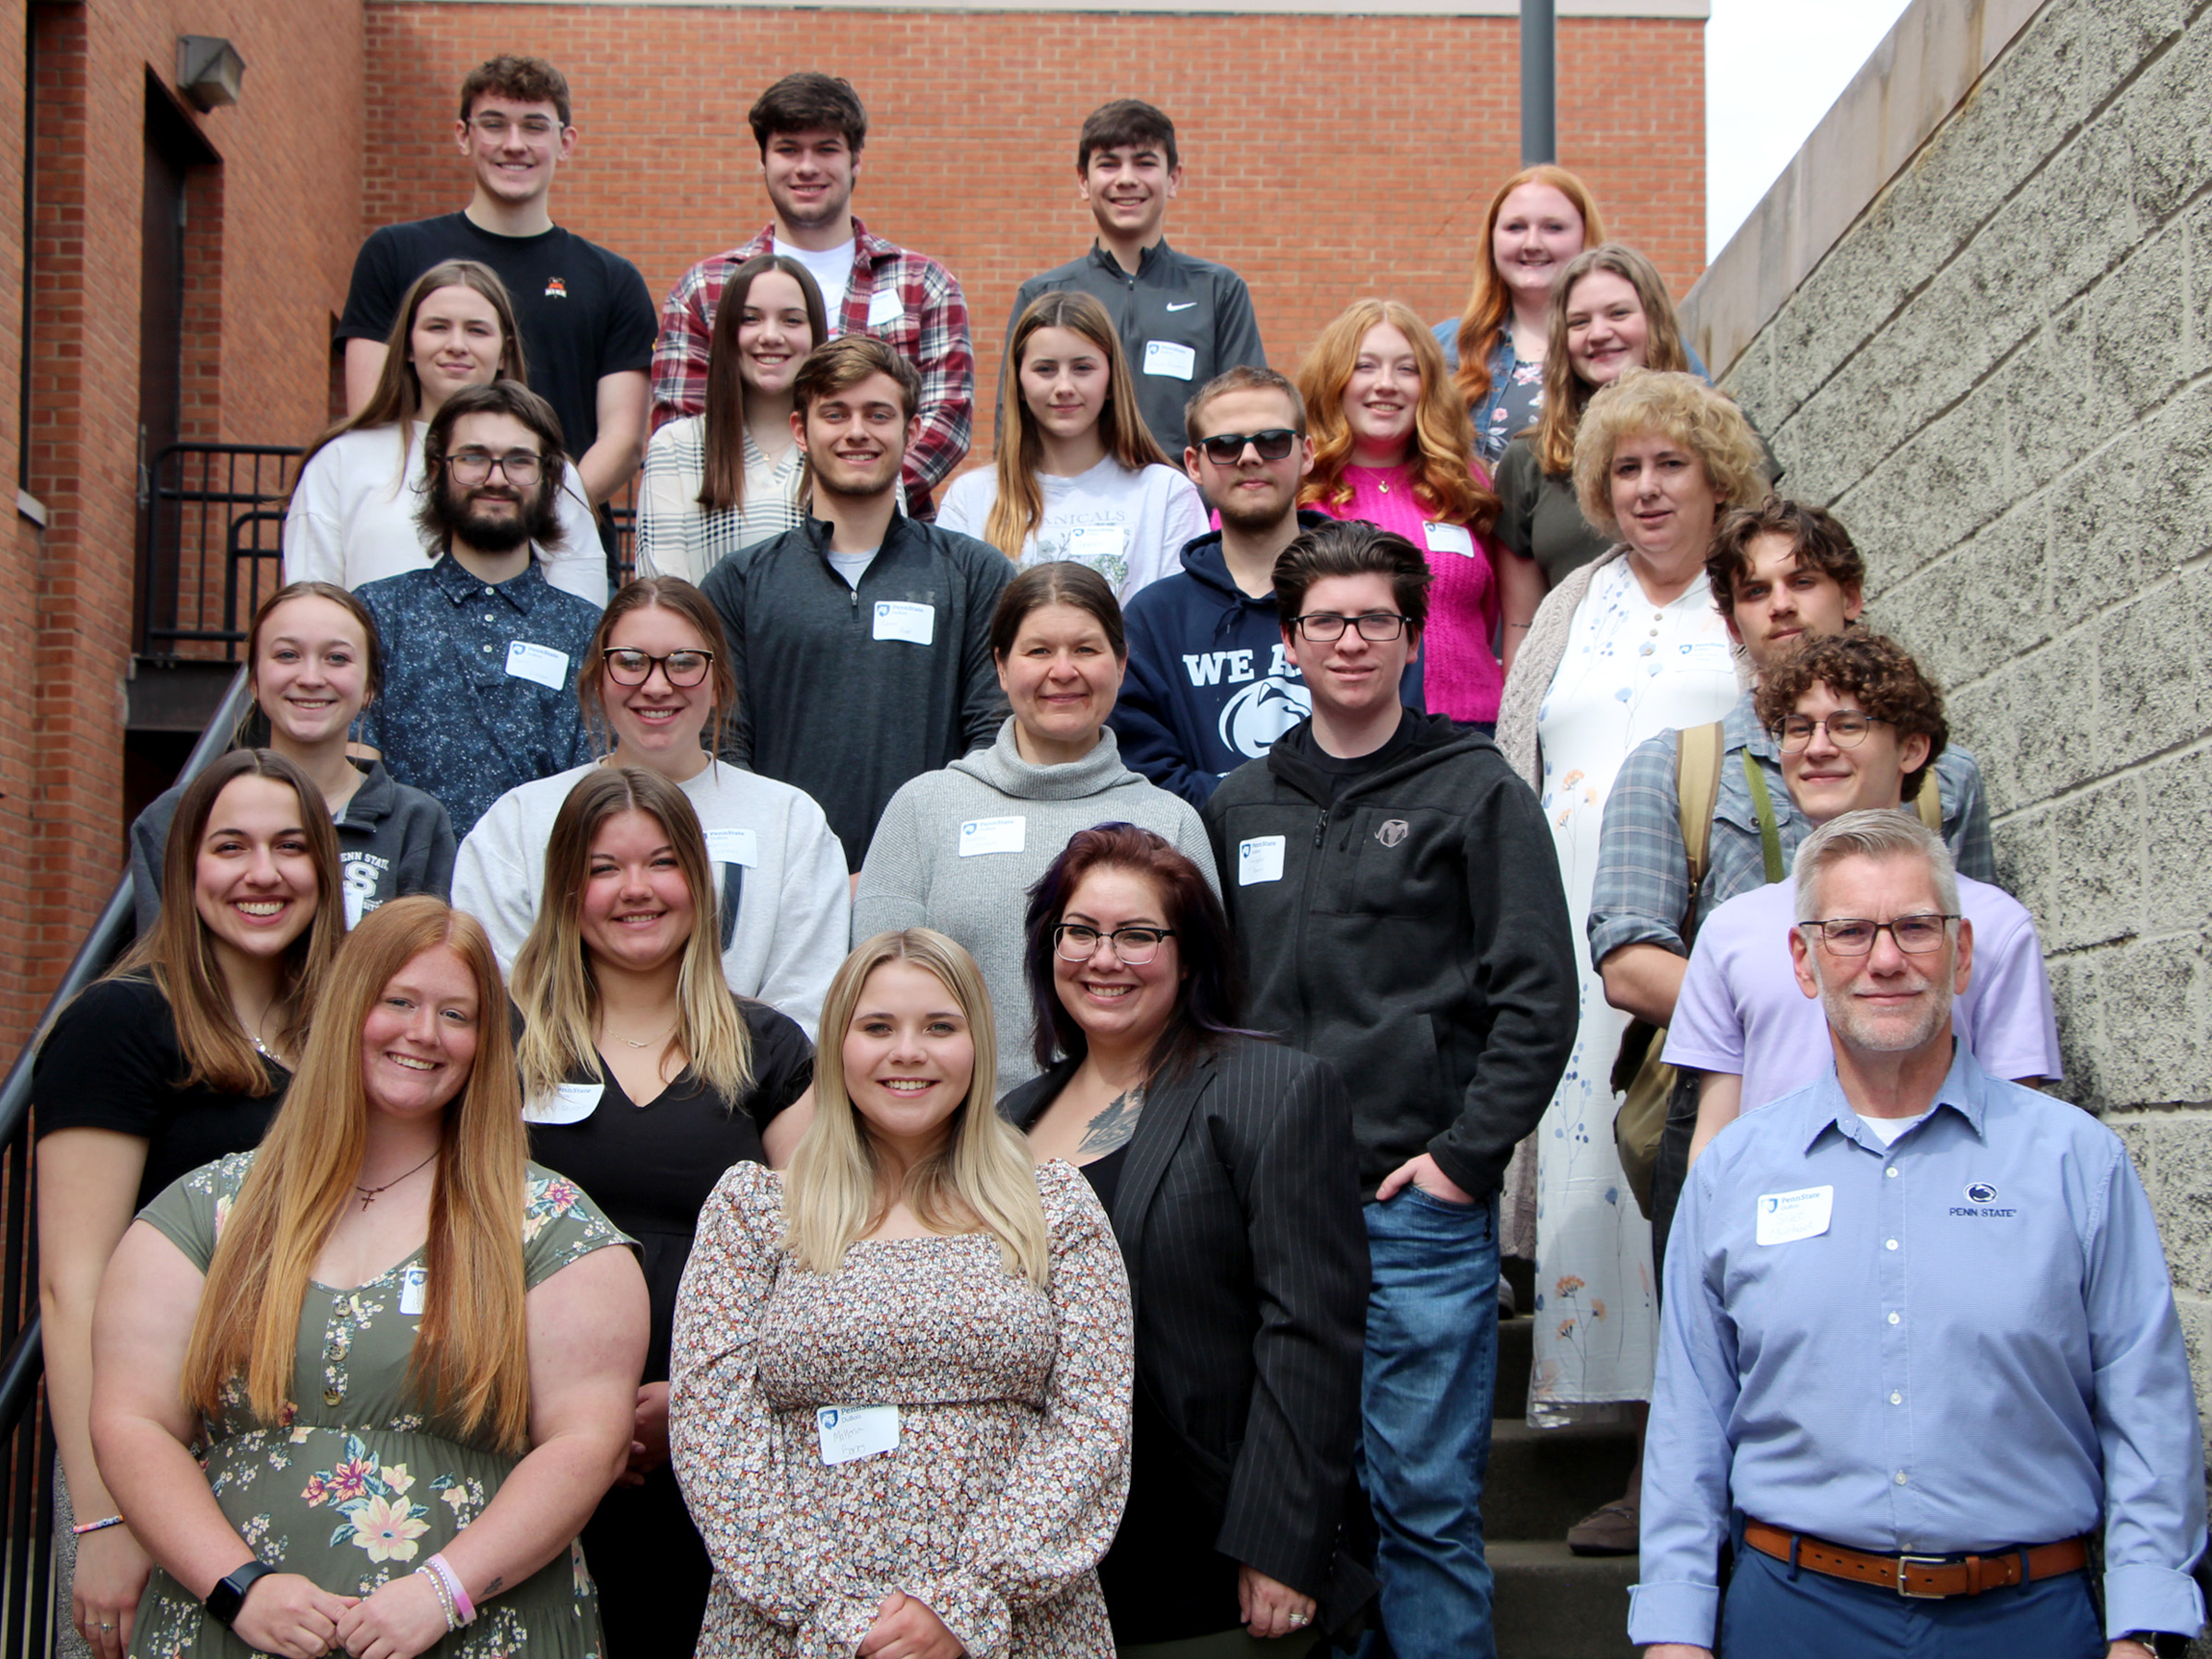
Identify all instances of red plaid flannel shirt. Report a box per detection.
[650,218,973,509]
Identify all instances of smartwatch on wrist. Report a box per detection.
[205,1560,277,1629]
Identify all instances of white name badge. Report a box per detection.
[705,827,759,867]
[872,600,935,645]
[398,1266,429,1317]
[866,288,904,327]
[1755,1184,1834,1246]
[1422,521,1477,558]
[1143,339,1197,381]
[505,641,571,689]
[959,816,1027,856]
[817,1404,900,1465]
[1065,525,1130,562]
[1238,835,1286,886]
[524,1081,605,1125]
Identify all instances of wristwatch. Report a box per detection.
[205,1560,277,1629]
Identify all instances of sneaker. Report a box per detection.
[1565,1500,1640,1557]
[1497,1276,1517,1316]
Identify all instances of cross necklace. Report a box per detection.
[354,1151,437,1211]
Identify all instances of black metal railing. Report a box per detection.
[136,443,301,660]
[0,666,254,1659]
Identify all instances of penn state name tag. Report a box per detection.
[524,1081,604,1124]
[505,641,570,689]
[1755,1185,1833,1246]
[1422,521,1477,558]
[872,601,935,645]
[1143,340,1197,380]
[1238,835,1286,885]
[399,1266,429,1317]
[704,827,758,867]
[866,288,904,327]
[959,816,1026,856]
[817,1405,900,1465]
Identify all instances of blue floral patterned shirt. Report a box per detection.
[355,552,598,837]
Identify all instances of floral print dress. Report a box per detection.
[669,1159,1133,1659]
[129,1152,634,1659]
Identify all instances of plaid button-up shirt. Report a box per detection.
[1586,691,1997,972]
[650,218,972,512]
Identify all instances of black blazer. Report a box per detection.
[1002,1036,1372,1622]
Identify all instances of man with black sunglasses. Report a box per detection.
[1203,518,1574,1659]
[1112,367,1420,806]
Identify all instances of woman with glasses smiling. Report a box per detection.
[1000,824,1373,1653]
[454,576,850,1037]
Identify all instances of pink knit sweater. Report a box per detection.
[1307,463,1505,722]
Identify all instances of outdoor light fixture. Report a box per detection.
[176,36,245,112]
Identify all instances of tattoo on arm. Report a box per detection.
[1077,1089,1145,1158]
[482,1577,502,1597]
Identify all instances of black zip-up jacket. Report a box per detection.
[700,512,1014,870]
[1202,713,1576,1200]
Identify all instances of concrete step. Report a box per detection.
[1484,1417,1640,1542]
[1497,1313,1531,1418]
[1489,1539,1640,1658]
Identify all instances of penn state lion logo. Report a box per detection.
[1965,1182,1998,1204]
[1376,819,1410,848]
[1218,678,1310,759]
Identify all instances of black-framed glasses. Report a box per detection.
[1053,923,1175,966]
[1293,611,1409,643]
[1797,913,1957,955]
[444,448,545,487]
[602,647,715,688]
[1774,712,1888,752]
[1196,428,1299,465]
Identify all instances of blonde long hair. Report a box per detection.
[784,931,1050,1287]
[182,899,535,1452]
[984,292,1168,560]
[1451,166,1606,409]
[1531,243,1689,477]
[512,767,754,1103]
[1297,298,1499,532]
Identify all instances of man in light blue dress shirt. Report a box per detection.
[1633,810,2205,1658]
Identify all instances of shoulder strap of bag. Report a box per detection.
[1740,750,1786,886]
[1913,766,1943,831]
[1675,722,1725,945]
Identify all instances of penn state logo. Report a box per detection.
[1965,1182,1998,1204]
[1218,677,1311,759]
[1376,819,1410,848]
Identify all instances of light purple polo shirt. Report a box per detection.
[1663,873,2063,1109]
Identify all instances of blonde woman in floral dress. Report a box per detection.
[91,899,648,1659]
[671,928,1133,1659]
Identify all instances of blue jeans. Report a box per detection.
[1360,1189,1501,1659]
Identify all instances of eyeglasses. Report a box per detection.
[468,114,561,139]
[1053,924,1174,966]
[1195,428,1299,465]
[1293,611,1409,643]
[1774,712,1888,752]
[444,449,545,487]
[1797,913,1958,955]
[602,648,714,688]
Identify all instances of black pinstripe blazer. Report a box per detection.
[1002,1035,1373,1620]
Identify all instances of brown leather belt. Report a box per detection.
[1744,1522,2089,1599]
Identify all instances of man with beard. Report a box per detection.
[356,381,599,837]
[1633,811,2205,1659]
[1112,367,1420,807]
[699,335,1011,872]
[652,72,972,518]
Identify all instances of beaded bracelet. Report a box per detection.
[413,1565,460,1633]
[425,1554,475,1626]
[70,1515,124,1536]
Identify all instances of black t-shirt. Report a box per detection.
[1289,707,1425,806]
[337,213,658,465]
[33,975,288,1207]
[525,998,814,1381]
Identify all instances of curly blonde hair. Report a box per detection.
[1571,370,1767,537]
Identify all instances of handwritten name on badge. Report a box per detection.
[524,1082,604,1124]
[1755,1184,1833,1246]
[873,601,935,645]
[505,641,570,689]
[1144,340,1197,381]
[1422,521,1477,558]
[817,1405,900,1465]
[704,827,758,868]
[866,288,904,327]
[1238,835,1286,886]
[959,817,1026,856]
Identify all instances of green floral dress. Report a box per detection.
[129,1151,635,1659]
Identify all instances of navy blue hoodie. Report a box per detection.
[1111,513,1425,807]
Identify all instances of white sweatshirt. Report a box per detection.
[453,758,850,1037]
[284,422,609,606]
[936,455,1209,605]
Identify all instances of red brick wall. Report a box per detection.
[361,5,1705,458]
[0,0,362,1053]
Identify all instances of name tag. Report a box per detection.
[817,1404,899,1465]
[1143,340,1197,381]
[1238,835,1286,885]
[872,601,935,645]
[1065,525,1129,563]
[954,816,1026,858]
[398,1266,429,1317]
[524,1081,604,1124]
[865,288,904,327]
[505,641,570,689]
[1755,1184,1833,1246]
[705,827,758,867]
[1422,521,1477,558]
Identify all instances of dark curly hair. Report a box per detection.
[1707,495,1865,617]
[1755,631,1947,801]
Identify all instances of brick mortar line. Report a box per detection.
[2039,906,2212,963]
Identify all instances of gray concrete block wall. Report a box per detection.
[1691,0,2212,1586]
